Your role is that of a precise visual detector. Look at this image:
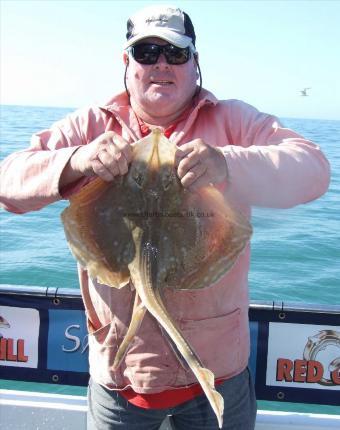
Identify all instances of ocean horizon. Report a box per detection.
[2,102,340,122]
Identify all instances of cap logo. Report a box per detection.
[145,15,168,25]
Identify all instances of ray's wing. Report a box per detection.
[61,177,135,288]
[154,184,252,291]
[181,185,252,288]
[61,130,174,288]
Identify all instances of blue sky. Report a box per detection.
[1,0,339,120]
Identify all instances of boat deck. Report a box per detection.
[1,389,339,430]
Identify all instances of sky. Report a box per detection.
[1,0,340,120]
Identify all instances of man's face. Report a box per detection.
[125,37,198,122]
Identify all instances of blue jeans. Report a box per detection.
[87,368,257,429]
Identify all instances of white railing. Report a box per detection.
[1,389,339,430]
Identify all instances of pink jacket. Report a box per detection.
[0,89,330,392]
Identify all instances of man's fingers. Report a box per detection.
[99,147,130,178]
[174,141,197,167]
[91,158,116,182]
[103,134,132,176]
[177,151,201,178]
[180,162,207,188]
[86,132,132,179]
[107,133,133,164]
[114,151,129,176]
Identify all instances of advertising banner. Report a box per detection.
[267,322,340,389]
[249,307,340,406]
[47,309,88,373]
[0,306,39,368]
[0,290,89,386]
[1,287,339,406]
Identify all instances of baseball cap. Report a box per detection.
[125,5,196,50]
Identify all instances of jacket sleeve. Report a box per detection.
[220,101,330,208]
[0,111,90,214]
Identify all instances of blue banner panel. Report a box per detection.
[47,310,88,373]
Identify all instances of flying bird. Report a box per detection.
[300,87,311,96]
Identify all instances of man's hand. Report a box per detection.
[71,131,132,181]
[175,138,228,191]
[61,132,133,187]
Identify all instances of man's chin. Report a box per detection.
[144,96,177,113]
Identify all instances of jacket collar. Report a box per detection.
[99,88,218,143]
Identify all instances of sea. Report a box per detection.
[0,105,339,415]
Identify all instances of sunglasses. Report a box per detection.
[129,43,192,65]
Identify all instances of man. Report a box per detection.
[0,5,330,430]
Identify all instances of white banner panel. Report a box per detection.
[0,306,40,368]
[266,322,340,390]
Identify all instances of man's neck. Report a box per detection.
[130,98,193,128]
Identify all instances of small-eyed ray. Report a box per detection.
[61,129,252,428]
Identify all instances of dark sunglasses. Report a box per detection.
[129,43,192,65]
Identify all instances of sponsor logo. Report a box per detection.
[47,310,88,372]
[62,324,88,354]
[0,306,39,368]
[266,323,340,390]
[0,338,28,362]
[276,330,340,386]
[0,315,10,335]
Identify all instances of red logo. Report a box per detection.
[276,330,340,386]
[0,315,28,362]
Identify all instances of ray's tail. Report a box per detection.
[132,245,224,428]
[112,292,147,370]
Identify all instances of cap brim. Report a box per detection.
[124,29,193,49]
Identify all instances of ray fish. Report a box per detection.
[61,129,252,428]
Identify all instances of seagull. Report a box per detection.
[0,315,10,338]
[300,87,311,96]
